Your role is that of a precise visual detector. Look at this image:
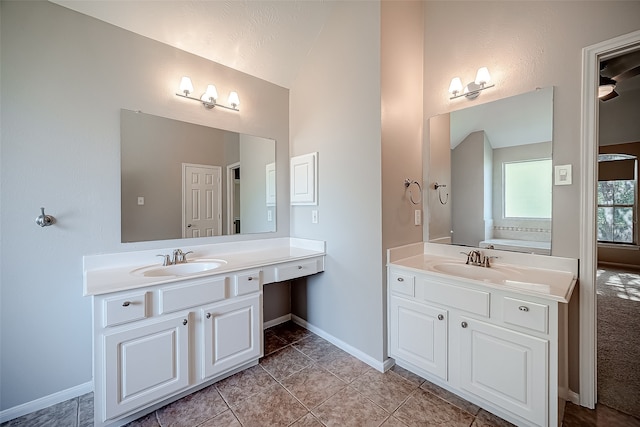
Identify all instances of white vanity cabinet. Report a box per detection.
[92,273,263,427]
[388,266,566,427]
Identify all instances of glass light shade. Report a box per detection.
[179,76,194,95]
[474,67,491,85]
[228,91,240,108]
[448,78,463,95]
[201,84,218,103]
[598,84,615,98]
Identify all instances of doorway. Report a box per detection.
[580,30,640,410]
[226,162,241,235]
[182,163,222,238]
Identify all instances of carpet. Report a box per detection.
[597,265,640,418]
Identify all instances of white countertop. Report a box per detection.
[388,242,578,303]
[84,238,325,296]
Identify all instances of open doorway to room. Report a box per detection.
[595,46,640,418]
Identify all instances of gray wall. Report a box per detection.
[290,1,384,362]
[0,1,289,410]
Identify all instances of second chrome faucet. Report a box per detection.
[460,250,497,268]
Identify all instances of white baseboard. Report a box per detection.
[566,389,580,405]
[0,381,93,424]
[291,314,388,372]
[264,314,291,329]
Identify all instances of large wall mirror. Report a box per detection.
[427,87,554,255]
[121,110,276,243]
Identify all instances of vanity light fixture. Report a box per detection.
[448,67,495,100]
[175,76,240,111]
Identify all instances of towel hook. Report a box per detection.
[404,179,422,205]
[35,207,55,227]
[434,182,449,205]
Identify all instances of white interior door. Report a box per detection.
[183,164,222,238]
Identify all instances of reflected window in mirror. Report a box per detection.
[504,159,552,219]
[427,87,554,255]
[120,110,276,243]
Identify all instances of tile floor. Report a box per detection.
[3,322,640,427]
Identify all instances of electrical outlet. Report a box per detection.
[267,210,273,221]
[137,196,145,206]
[414,209,421,226]
[311,210,318,224]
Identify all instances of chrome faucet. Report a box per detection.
[157,249,193,266]
[460,250,497,268]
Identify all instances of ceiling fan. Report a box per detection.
[599,49,640,101]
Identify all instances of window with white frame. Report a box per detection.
[503,159,552,219]
[597,154,637,244]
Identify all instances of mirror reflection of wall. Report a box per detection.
[427,87,554,255]
[120,110,276,243]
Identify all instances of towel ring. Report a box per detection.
[434,182,449,205]
[404,179,422,205]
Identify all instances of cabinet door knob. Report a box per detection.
[519,306,529,312]
[206,313,212,319]
[438,314,444,321]
[248,277,254,281]
[397,277,404,282]
[183,319,188,326]
[461,321,468,328]
[122,301,131,307]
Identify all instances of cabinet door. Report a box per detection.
[103,312,191,421]
[389,296,447,380]
[458,317,548,426]
[201,293,261,379]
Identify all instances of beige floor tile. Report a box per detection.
[199,409,242,427]
[215,364,277,406]
[292,334,340,361]
[156,384,228,427]
[393,388,474,427]
[351,369,418,412]
[260,346,313,380]
[420,380,480,415]
[317,349,371,383]
[270,321,312,344]
[281,363,347,409]
[231,383,308,427]
[290,412,325,426]
[380,416,410,427]
[123,411,161,427]
[389,364,425,387]
[312,386,389,427]
[471,409,516,427]
[264,329,288,356]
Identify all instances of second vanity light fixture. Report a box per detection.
[448,67,494,100]
[176,76,240,111]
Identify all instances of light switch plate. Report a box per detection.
[137,196,145,205]
[554,164,572,186]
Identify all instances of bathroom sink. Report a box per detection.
[429,262,520,282]
[131,259,227,277]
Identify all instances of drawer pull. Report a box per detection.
[461,321,468,328]
[206,313,212,319]
[397,277,404,282]
[437,314,444,321]
[298,265,303,270]
[248,277,254,281]
[519,306,530,312]
[122,301,131,307]
[183,319,188,326]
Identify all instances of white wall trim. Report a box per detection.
[291,315,389,372]
[566,389,580,406]
[579,29,640,409]
[0,381,93,424]
[264,314,291,329]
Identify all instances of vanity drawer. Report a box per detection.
[103,292,149,327]
[274,259,318,282]
[159,277,228,314]
[502,297,548,333]
[390,271,415,297]
[420,279,490,317]
[235,270,262,296]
